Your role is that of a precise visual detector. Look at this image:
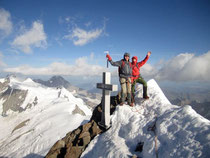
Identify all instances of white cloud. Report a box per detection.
[4,50,210,82]
[155,53,194,81]
[3,54,107,76]
[143,51,210,82]
[0,8,12,40]
[141,63,158,79]
[65,17,71,22]
[178,51,210,81]
[11,21,47,54]
[0,51,6,67]
[64,27,103,46]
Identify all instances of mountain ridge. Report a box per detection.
[81,79,210,158]
[0,76,93,157]
[33,76,101,109]
[45,79,210,158]
[1,77,210,158]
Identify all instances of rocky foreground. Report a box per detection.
[45,96,120,158]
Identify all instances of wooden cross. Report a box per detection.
[97,72,118,129]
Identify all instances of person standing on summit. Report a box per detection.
[106,52,133,106]
[131,51,151,104]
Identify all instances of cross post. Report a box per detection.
[96,72,118,129]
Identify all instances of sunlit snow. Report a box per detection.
[82,80,210,158]
[0,77,92,157]
[0,78,210,158]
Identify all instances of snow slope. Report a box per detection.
[0,78,5,83]
[0,77,92,158]
[82,79,210,158]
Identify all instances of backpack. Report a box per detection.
[118,59,132,76]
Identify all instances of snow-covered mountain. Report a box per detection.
[0,76,92,157]
[1,77,210,158]
[33,76,101,109]
[33,75,78,91]
[81,79,210,158]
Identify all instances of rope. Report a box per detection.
[131,104,144,114]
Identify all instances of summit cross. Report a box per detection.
[96,72,118,129]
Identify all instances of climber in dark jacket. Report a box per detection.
[106,52,133,106]
[131,51,151,104]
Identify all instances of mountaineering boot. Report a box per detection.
[129,102,134,107]
[127,93,133,106]
[143,86,149,99]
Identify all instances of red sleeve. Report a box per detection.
[137,55,149,68]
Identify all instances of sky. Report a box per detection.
[0,0,210,86]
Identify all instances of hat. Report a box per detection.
[132,56,138,61]
[124,52,130,57]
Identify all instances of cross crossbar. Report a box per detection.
[97,83,118,91]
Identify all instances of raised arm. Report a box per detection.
[137,51,151,68]
[106,54,122,67]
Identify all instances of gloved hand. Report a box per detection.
[106,54,112,61]
[147,51,151,57]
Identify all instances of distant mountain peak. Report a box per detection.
[33,75,71,89]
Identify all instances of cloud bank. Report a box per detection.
[141,51,210,82]
[4,54,107,76]
[111,51,210,82]
[11,21,47,54]
[0,8,13,40]
[3,51,210,82]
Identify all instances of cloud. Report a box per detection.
[155,53,194,81]
[11,21,47,54]
[4,50,210,82]
[0,8,13,40]
[58,16,75,25]
[178,52,210,81]
[64,27,103,46]
[143,51,210,82]
[141,63,158,79]
[3,54,107,76]
[0,51,6,67]
[60,16,107,46]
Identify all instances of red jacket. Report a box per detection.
[131,55,149,81]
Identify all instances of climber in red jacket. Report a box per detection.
[131,51,151,103]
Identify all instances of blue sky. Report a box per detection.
[0,0,210,84]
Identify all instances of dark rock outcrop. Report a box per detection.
[45,95,120,158]
[0,86,28,116]
[72,105,86,116]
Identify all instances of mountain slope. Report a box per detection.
[1,78,210,158]
[0,77,92,158]
[33,76,101,109]
[81,79,210,158]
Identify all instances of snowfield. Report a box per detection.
[0,77,92,157]
[81,79,210,158]
[0,77,210,158]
